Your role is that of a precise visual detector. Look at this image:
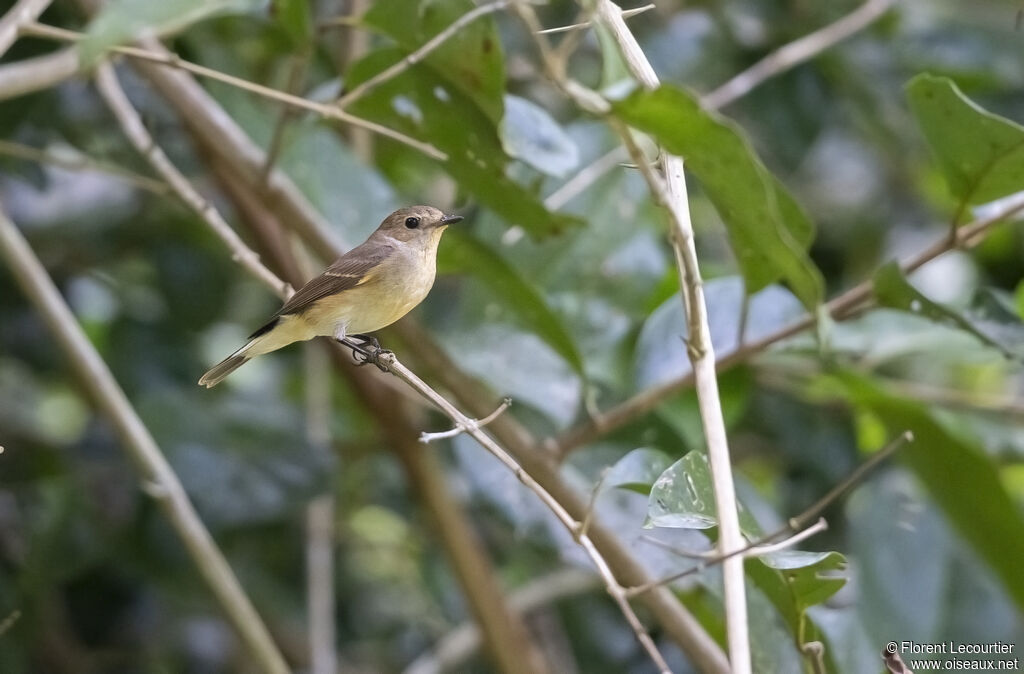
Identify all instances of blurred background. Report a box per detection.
[1,0,1023,672]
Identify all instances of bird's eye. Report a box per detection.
[405,216,420,229]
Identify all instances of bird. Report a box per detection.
[198,205,462,388]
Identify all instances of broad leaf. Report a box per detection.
[438,230,585,376]
[80,0,262,65]
[362,0,505,122]
[500,95,579,178]
[346,49,579,237]
[907,74,1024,207]
[614,85,823,309]
[874,262,1021,360]
[839,373,1024,611]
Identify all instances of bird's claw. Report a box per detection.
[354,347,393,372]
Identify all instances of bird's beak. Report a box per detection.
[441,214,464,225]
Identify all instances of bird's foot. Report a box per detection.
[338,336,392,372]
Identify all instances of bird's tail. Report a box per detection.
[198,340,255,388]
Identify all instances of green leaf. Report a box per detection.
[362,0,505,122]
[80,0,263,65]
[907,74,1024,207]
[273,0,312,46]
[647,451,762,535]
[839,372,1024,612]
[605,447,674,495]
[346,48,579,237]
[499,95,579,178]
[613,85,823,309]
[438,230,585,376]
[758,551,848,610]
[873,262,1019,359]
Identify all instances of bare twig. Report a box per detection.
[543,146,626,211]
[0,139,169,195]
[550,197,1024,457]
[0,208,289,674]
[0,47,78,100]
[745,518,828,556]
[22,22,447,161]
[703,0,897,110]
[419,397,512,443]
[536,4,655,35]
[0,0,52,56]
[336,0,509,108]
[589,1,750,669]
[378,352,672,674]
[261,53,310,184]
[93,63,293,299]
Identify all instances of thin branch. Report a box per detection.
[745,517,828,556]
[22,22,447,161]
[0,0,52,57]
[0,47,78,100]
[590,1,750,669]
[550,196,1024,457]
[377,352,672,674]
[536,3,655,34]
[544,146,626,211]
[703,0,897,110]
[0,139,170,195]
[0,208,289,674]
[261,53,310,184]
[93,63,292,299]
[336,0,509,108]
[419,397,512,443]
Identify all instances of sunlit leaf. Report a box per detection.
[346,49,579,237]
[362,0,505,122]
[500,95,579,178]
[907,74,1024,207]
[614,85,823,309]
[438,230,585,376]
[80,0,264,65]
[839,372,1024,611]
[874,262,1021,360]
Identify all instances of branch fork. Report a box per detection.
[419,397,513,444]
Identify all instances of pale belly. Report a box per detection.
[300,258,435,338]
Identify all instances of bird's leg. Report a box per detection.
[349,333,382,351]
[336,333,392,373]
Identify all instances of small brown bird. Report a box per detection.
[199,205,461,387]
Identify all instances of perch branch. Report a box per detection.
[378,352,672,674]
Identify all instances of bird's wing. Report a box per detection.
[276,243,395,317]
